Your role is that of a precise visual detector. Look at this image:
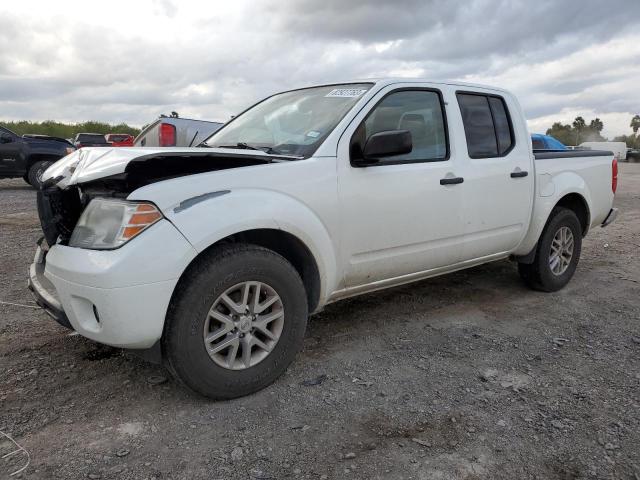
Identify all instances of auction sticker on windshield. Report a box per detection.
[325,88,368,98]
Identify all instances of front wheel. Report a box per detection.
[518,207,582,292]
[27,161,53,188]
[163,244,308,399]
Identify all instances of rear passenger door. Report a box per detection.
[455,91,534,260]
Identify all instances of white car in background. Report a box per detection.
[579,141,627,161]
[30,79,618,399]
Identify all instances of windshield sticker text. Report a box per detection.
[325,88,368,98]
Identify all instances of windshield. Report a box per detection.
[205,83,373,157]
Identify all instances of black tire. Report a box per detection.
[163,244,308,399]
[518,207,582,292]
[27,161,53,188]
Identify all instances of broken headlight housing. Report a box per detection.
[69,199,163,250]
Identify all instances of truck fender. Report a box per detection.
[163,188,339,306]
[513,172,593,257]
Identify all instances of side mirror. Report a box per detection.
[358,130,412,165]
[0,133,13,144]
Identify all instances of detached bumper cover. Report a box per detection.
[28,240,72,330]
[601,208,618,227]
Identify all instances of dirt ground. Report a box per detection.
[1,164,638,480]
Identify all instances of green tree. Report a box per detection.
[546,122,574,146]
[572,116,586,144]
[589,118,603,132]
[545,117,607,145]
[631,115,640,134]
[613,134,638,149]
[0,120,140,139]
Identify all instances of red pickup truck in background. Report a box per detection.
[105,133,134,147]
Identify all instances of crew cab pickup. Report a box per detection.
[0,127,75,186]
[29,79,618,399]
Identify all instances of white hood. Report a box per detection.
[42,146,282,188]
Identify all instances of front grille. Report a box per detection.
[37,187,83,245]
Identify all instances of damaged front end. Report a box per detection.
[36,148,281,246]
[30,147,287,329]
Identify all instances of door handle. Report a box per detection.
[510,170,528,178]
[440,176,464,185]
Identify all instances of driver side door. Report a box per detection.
[337,85,466,289]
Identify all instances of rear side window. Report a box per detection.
[457,93,514,158]
[488,97,512,154]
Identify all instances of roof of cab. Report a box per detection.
[326,78,510,95]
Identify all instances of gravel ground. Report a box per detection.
[1,164,639,480]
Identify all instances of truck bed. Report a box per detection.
[526,149,615,244]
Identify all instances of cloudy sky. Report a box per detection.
[1,0,639,138]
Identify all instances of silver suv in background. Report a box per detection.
[134,113,223,147]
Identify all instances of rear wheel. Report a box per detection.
[518,207,582,292]
[163,244,308,399]
[27,161,53,188]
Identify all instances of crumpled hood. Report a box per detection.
[42,146,280,188]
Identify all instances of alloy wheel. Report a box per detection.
[549,226,574,275]
[203,281,284,370]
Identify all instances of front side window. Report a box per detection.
[457,93,514,158]
[352,89,448,164]
[205,83,373,157]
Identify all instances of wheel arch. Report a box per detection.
[26,153,63,170]
[514,188,592,260]
[555,192,590,236]
[172,228,324,314]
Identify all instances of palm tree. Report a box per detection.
[573,116,586,144]
[589,118,603,132]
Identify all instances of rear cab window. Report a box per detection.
[456,92,514,158]
[78,134,108,143]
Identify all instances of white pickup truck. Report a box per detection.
[30,79,618,399]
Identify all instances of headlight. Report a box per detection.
[69,199,163,250]
[65,147,76,155]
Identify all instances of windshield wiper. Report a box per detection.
[215,142,288,156]
[217,142,262,151]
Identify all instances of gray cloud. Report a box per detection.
[265,0,639,54]
[0,0,639,139]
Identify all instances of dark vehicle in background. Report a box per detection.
[105,133,134,147]
[134,114,223,147]
[531,133,567,150]
[0,126,75,187]
[73,133,110,149]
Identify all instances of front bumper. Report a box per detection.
[28,220,198,349]
[28,240,72,330]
